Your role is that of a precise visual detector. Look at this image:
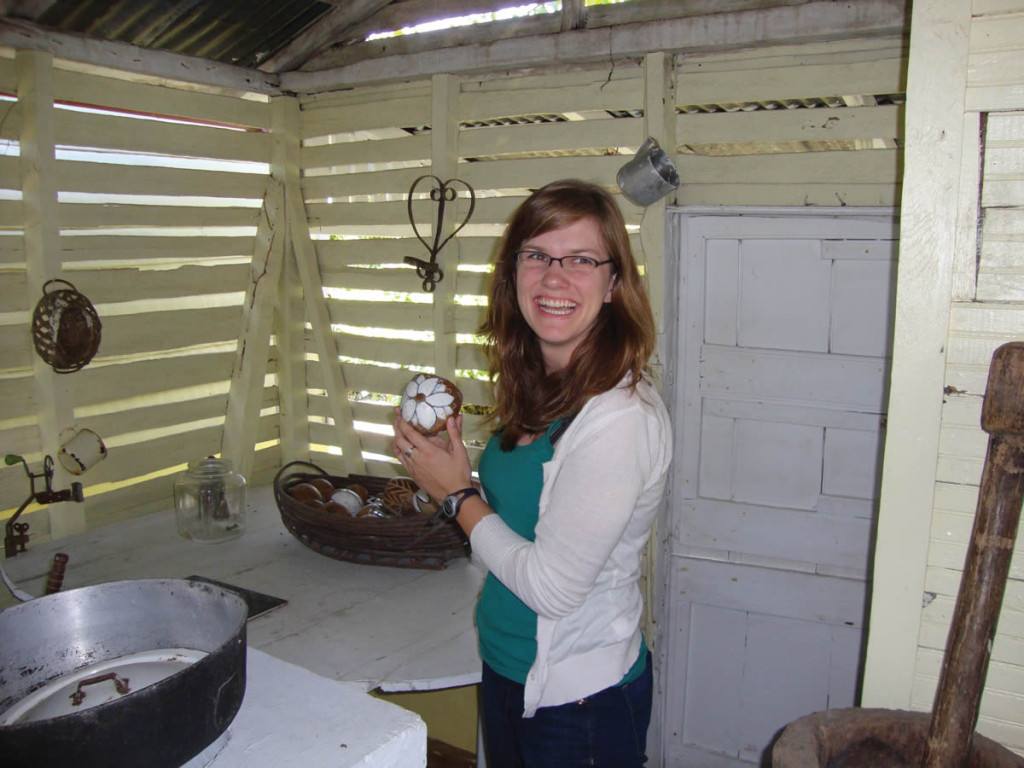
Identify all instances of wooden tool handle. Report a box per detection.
[923,341,1024,768]
[44,552,69,595]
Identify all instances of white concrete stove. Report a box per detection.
[189,648,426,767]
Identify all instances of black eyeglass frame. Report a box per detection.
[513,250,615,273]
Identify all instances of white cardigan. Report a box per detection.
[470,376,672,717]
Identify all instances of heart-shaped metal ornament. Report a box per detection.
[404,175,476,292]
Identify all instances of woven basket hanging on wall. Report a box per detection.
[31,279,102,374]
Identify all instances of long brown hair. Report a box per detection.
[481,179,656,449]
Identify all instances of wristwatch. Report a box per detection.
[439,487,480,520]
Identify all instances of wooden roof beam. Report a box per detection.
[258,0,394,75]
[0,16,281,94]
[283,0,909,94]
[270,0,555,74]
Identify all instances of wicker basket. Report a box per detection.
[31,279,102,374]
[274,461,470,570]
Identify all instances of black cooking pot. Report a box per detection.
[0,578,247,768]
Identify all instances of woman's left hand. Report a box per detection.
[392,411,473,502]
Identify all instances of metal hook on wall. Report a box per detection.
[404,175,476,292]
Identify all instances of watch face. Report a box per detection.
[441,488,476,519]
[442,495,459,519]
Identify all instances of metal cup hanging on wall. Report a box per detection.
[616,137,680,207]
[31,279,102,373]
[404,175,476,292]
[58,426,108,475]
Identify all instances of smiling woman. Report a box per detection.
[392,179,671,768]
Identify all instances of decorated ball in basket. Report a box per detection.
[289,482,323,505]
[400,374,462,436]
[381,477,419,515]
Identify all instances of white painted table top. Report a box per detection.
[5,485,485,693]
[196,648,427,768]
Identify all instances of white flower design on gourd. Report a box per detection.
[401,374,457,433]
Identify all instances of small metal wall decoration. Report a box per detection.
[31,279,102,373]
[404,175,476,292]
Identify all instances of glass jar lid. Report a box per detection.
[186,456,235,477]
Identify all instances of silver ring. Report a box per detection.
[404,447,414,458]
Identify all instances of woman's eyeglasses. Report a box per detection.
[514,250,613,275]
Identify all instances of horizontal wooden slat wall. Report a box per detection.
[299,80,434,478]
[296,37,909,479]
[3,32,912,542]
[980,114,1024,301]
[298,60,655,478]
[0,51,277,540]
[674,37,907,207]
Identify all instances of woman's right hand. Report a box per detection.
[392,412,474,503]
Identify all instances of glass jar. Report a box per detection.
[173,456,246,544]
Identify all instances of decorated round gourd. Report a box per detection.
[400,374,462,436]
[289,482,322,506]
[381,477,418,515]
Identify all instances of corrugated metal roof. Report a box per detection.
[25,0,333,68]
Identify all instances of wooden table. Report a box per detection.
[4,484,485,694]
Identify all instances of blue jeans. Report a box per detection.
[480,653,653,767]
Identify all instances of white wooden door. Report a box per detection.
[662,209,898,767]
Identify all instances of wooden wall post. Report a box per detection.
[430,73,460,382]
[640,51,676,336]
[861,0,971,708]
[17,49,84,538]
[220,177,284,480]
[641,51,676,768]
[270,95,309,465]
[281,99,365,474]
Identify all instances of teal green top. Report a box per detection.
[475,421,647,687]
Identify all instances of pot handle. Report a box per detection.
[70,672,131,706]
[213,673,241,729]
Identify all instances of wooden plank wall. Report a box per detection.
[913,0,1024,753]
[674,37,905,207]
[0,50,277,538]
[2,33,907,545]
[298,61,652,478]
[299,35,906,480]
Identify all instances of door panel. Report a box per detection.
[669,557,869,767]
[823,426,882,499]
[831,257,895,357]
[735,239,833,353]
[663,210,897,767]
